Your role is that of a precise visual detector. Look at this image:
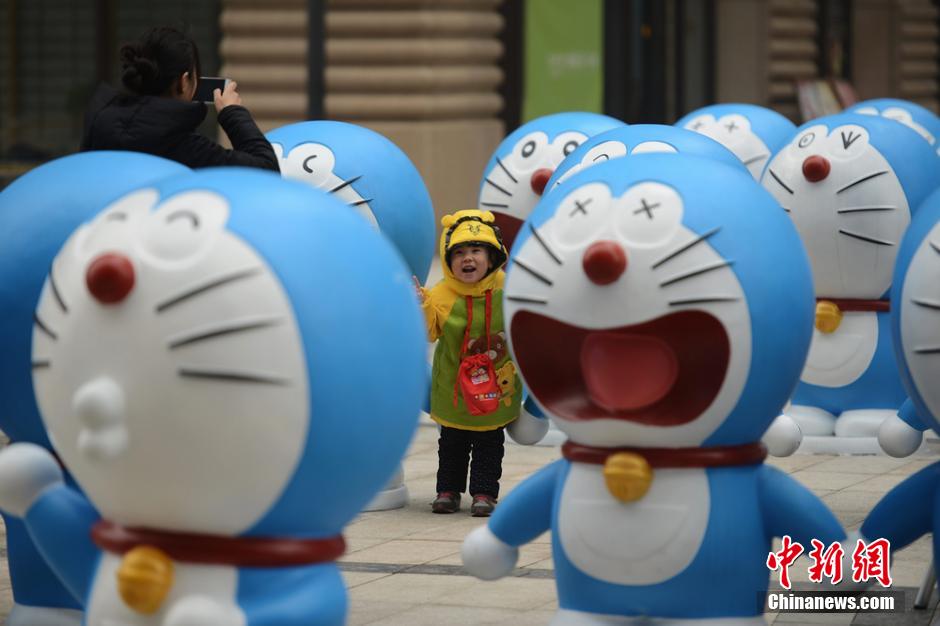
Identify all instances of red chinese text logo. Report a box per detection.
[766,536,892,589]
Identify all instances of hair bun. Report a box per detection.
[119,43,160,94]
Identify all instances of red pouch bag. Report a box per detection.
[454,291,501,416]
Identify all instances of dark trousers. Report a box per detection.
[436,425,505,498]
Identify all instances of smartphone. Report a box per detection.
[193,77,229,104]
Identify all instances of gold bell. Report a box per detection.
[815,300,843,334]
[603,452,653,503]
[116,545,175,614]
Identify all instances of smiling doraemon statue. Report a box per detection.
[462,154,845,623]
[0,168,426,625]
[0,151,189,626]
[677,103,797,180]
[761,113,937,447]
[478,112,623,251]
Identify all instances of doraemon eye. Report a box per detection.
[513,132,548,162]
[522,140,537,157]
[792,124,827,153]
[718,115,749,134]
[584,141,628,165]
[631,141,678,155]
[138,190,230,264]
[553,132,589,158]
[684,114,714,131]
[77,188,158,257]
[614,182,684,248]
[552,182,612,250]
[830,125,870,158]
[563,140,579,156]
[274,142,337,188]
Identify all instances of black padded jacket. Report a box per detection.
[79,84,279,172]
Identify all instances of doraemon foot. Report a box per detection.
[786,405,836,436]
[6,605,83,626]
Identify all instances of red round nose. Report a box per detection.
[530,168,553,196]
[582,241,627,285]
[86,253,135,304]
[802,155,831,183]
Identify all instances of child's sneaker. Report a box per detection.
[431,492,461,514]
[470,494,496,517]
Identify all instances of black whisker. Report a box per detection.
[668,296,740,306]
[155,268,263,313]
[914,346,940,355]
[782,207,791,212]
[481,202,509,209]
[913,298,940,311]
[33,313,58,341]
[511,259,553,286]
[837,206,897,214]
[742,154,768,166]
[836,171,888,194]
[485,178,513,197]
[768,169,794,194]
[495,156,518,183]
[48,266,68,314]
[930,241,940,256]
[178,367,289,385]
[349,198,372,207]
[838,229,894,246]
[31,360,50,369]
[651,227,720,269]
[528,222,562,265]
[168,317,284,350]
[506,295,548,305]
[328,175,362,194]
[660,260,733,287]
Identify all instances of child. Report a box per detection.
[417,210,521,517]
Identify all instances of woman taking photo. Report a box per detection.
[81,26,279,171]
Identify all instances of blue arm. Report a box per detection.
[758,465,845,545]
[897,398,928,432]
[3,513,82,608]
[488,459,561,546]
[24,483,100,604]
[860,462,940,550]
[523,394,545,418]
[238,564,346,626]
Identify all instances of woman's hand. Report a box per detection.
[214,80,242,113]
[413,276,427,303]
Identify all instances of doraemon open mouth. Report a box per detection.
[492,212,523,251]
[511,310,729,424]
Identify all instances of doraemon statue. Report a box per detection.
[0,152,189,626]
[478,112,623,250]
[462,154,845,623]
[845,98,940,158]
[858,185,940,579]
[761,113,937,444]
[677,103,796,179]
[0,168,426,625]
[266,120,435,283]
[267,120,435,510]
[547,124,746,191]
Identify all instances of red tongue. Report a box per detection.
[580,333,679,412]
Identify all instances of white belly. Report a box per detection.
[557,463,710,586]
[801,311,878,387]
[87,553,246,626]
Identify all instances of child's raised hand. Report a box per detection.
[412,275,427,302]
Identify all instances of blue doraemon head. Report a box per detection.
[846,98,940,157]
[478,112,623,249]
[761,112,937,300]
[546,124,746,192]
[892,188,940,434]
[30,168,425,537]
[505,154,813,448]
[676,103,797,179]
[266,121,435,283]
[0,152,189,449]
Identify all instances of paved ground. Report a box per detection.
[0,425,936,624]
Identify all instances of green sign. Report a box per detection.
[522,0,604,121]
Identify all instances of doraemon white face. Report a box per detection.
[551,140,679,190]
[683,114,770,179]
[762,124,909,299]
[899,223,940,420]
[31,189,309,535]
[506,181,752,448]
[479,130,588,245]
[854,106,936,147]
[273,143,379,228]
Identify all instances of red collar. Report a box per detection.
[816,298,889,313]
[561,441,767,468]
[91,520,345,567]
